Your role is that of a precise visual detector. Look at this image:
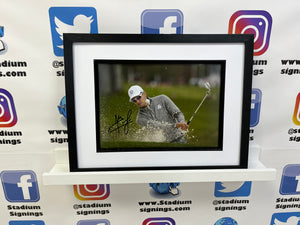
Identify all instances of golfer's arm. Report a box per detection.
[173,111,185,123]
[163,96,185,123]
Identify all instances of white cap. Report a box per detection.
[128,85,143,101]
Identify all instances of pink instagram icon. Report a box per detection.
[73,184,110,200]
[229,10,272,56]
[0,88,17,127]
[143,217,175,225]
[293,93,300,125]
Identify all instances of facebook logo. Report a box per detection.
[250,88,262,127]
[9,221,45,225]
[280,164,300,195]
[141,9,183,34]
[1,170,40,202]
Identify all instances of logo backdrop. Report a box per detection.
[0,0,300,224]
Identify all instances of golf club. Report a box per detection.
[187,82,211,125]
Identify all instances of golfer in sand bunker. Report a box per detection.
[128,85,189,143]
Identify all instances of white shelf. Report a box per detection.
[42,147,276,185]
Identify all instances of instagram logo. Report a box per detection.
[73,184,110,200]
[0,89,17,127]
[143,217,175,225]
[229,10,272,56]
[293,93,300,125]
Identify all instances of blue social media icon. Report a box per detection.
[0,26,7,54]
[1,170,40,202]
[141,9,183,34]
[58,96,67,118]
[270,212,300,225]
[215,217,238,225]
[280,164,300,195]
[0,26,4,37]
[149,183,180,194]
[9,221,45,225]
[214,181,251,197]
[49,7,98,56]
[250,88,262,127]
[77,219,110,225]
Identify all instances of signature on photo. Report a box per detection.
[108,109,133,135]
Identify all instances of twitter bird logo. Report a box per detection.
[214,181,252,197]
[54,15,94,49]
[217,182,245,193]
[49,7,98,56]
[274,217,300,225]
[271,213,300,225]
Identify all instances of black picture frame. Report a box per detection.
[64,34,254,172]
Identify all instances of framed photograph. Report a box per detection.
[64,34,253,172]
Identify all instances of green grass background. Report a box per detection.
[100,84,221,149]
